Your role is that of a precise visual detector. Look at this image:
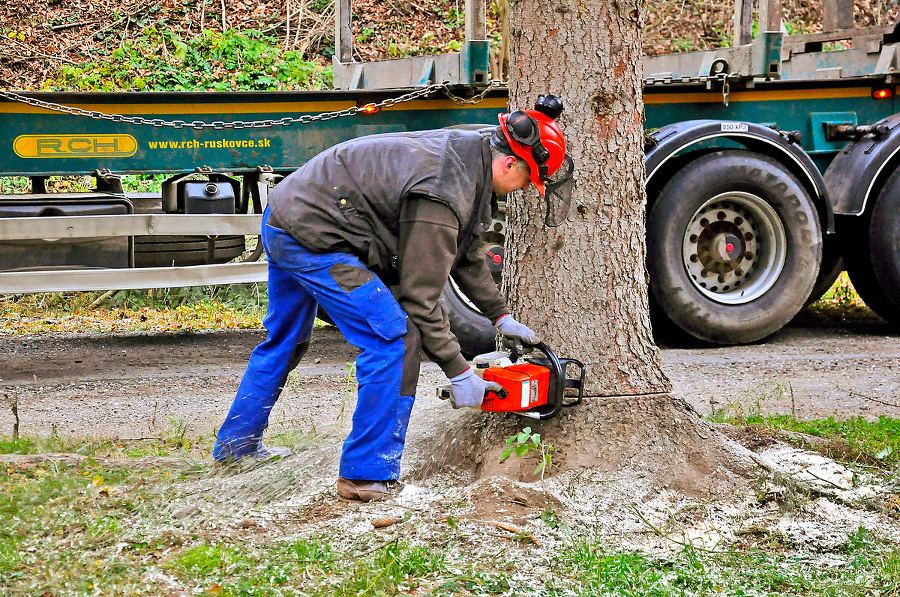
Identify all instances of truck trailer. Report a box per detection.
[2,0,900,354]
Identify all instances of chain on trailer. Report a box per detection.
[1,74,737,123]
[0,80,497,129]
[642,72,742,106]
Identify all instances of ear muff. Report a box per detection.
[506,111,538,144]
[505,111,551,166]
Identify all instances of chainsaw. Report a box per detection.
[438,341,585,420]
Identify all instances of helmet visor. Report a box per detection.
[543,155,575,227]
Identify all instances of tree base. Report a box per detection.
[408,393,752,498]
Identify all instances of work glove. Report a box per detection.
[449,368,502,409]
[494,314,539,344]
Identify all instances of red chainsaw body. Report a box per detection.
[481,363,551,412]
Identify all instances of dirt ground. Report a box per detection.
[3,309,900,580]
[1,309,897,441]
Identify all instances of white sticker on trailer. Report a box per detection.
[721,123,749,132]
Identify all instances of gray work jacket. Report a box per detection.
[268,129,506,376]
[268,129,494,282]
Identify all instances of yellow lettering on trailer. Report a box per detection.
[13,135,137,158]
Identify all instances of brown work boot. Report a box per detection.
[336,477,402,502]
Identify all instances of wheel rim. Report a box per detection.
[681,191,786,305]
[448,277,482,313]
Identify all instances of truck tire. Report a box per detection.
[134,236,246,267]
[845,169,900,324]
[441,280,496,358]
[647,150,822,344]
[316,282,496,356]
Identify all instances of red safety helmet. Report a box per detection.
[496,95,575,226]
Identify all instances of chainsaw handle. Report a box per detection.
[561,358,585,408]
[519,342,586,419]
[522,341,566,421]
[538,342,566,420]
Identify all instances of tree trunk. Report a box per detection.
[503,0,670,396]
[408,1,752,498]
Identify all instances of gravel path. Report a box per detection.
[1,313,898,440]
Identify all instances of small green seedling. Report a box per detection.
[539,507,560,528]
[500,427,554,478]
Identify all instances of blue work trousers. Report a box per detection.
[213,210,418,481]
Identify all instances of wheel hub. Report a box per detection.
[682,192,786,304]
[696,222,747,274]
[712,232,743,262]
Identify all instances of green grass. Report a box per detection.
[561,530,900,596]
[165,539,453,596]
[9,283,267,311]
[709,381,900,468]
[799,272,877,323]
[730,413,900,467]
[0,422,331,463]
[0,284,270,334]
[0,444,503,596]
[293,538,449,595]
[0,458,166,595]
[0,427,214,460]
[2,431,899,596]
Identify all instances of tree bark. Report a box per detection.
[409,2,752,499]
[503,0,670,396]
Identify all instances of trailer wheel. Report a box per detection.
[647,150,822,344]
[130,196,246,267]
[134,236,246,267]
[845,169,900,324]
[441,279,496,358]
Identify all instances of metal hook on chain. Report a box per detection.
[442,79,498,105]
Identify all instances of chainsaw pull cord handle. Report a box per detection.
[519,340,566,421]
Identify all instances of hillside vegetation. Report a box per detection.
[2,0,899,92]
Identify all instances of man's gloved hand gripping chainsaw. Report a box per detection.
[439,342,585,420]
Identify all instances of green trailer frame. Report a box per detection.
[0,89,508,177]
[0,86,508,293]
[645,79,897,174]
